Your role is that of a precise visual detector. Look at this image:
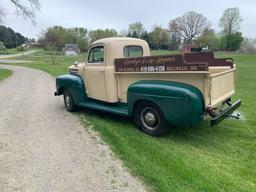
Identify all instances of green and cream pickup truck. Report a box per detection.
[55,37,241,136]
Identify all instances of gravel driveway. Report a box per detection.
[0,65,146,192]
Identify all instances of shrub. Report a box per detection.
[16,46,25,51]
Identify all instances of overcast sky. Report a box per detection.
[1,0,256,39]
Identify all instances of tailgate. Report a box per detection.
[210,68,236,106]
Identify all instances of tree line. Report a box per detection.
[127,8,244,51]
[0,25,26,48]
[38,7,250,52]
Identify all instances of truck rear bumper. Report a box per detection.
[209,99,241,126]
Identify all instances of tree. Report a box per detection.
[0,0,40,23]
[132,31,138,38]
[219,36,227,51]
[169,11,210,44]
[150,25,169,50]
[219,32,243,51]
[225,32,243,51]
[141,31,151,45]
[240,38,256,53]
[128,22,144,38]
[169,33,181,50]
[118,29,128,37]
[219,7,242,35]
[88,29,117,43]
[197,28,220,51]
[75,28,89,52]
[44,27,62,49]
[126,32,132,37]
[0,25,25,48]
[38,26,89,52]
[15,32,25,45]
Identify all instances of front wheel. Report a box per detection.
[63,89,77,112]
[134,101,167,136]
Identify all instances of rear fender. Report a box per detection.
[127,80,205,125]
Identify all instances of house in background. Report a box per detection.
[63,44,80,56]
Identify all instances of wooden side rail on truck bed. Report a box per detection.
[183,52,234,68]
[114,52,234,73]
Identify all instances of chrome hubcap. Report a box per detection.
[144,112,156,127]
[65,95,71,107]
[140,107,159,130]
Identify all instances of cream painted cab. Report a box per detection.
[73,38,150,102]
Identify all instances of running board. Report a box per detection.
[79,100,129,116]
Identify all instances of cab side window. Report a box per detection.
[88,46,104,63]
[123,46,143,58]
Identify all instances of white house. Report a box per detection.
[63,44,80,56]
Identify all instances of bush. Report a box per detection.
[220,32,243,51]
[16,46,25,51]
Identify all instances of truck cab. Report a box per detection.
[55,37,241,136]
[77,38,150,102]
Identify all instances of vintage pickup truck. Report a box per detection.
[55,37,241,136]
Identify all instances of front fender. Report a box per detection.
[55,74,87,105]
[127,80,205,125]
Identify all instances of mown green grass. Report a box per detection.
[3,49,87,76]
[0,68,12,81]
[4,50,256,191]
[0,47,29,55]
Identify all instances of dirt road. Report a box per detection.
[0,65,146,192]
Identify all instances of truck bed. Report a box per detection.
[114,52,236,108]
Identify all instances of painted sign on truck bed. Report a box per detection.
[115,52,233,72]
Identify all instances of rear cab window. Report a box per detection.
[123,46,143,58]
[88,46,104,63]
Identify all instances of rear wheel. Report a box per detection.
[134,101,167,136]
[63,89,77,112]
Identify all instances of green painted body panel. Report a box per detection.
[56,74,128,116]
[80,99,129,116]
[56,74,87,105]
[127,80,205,125]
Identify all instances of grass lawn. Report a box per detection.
[0,68,12,81]
[0,47,29,55]
[5,50,256,191]
[3,49,87,76]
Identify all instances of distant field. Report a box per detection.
[0,48,28,55]
[0,68,12,81]
[4,50,256,192]
[2,49,86,76]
